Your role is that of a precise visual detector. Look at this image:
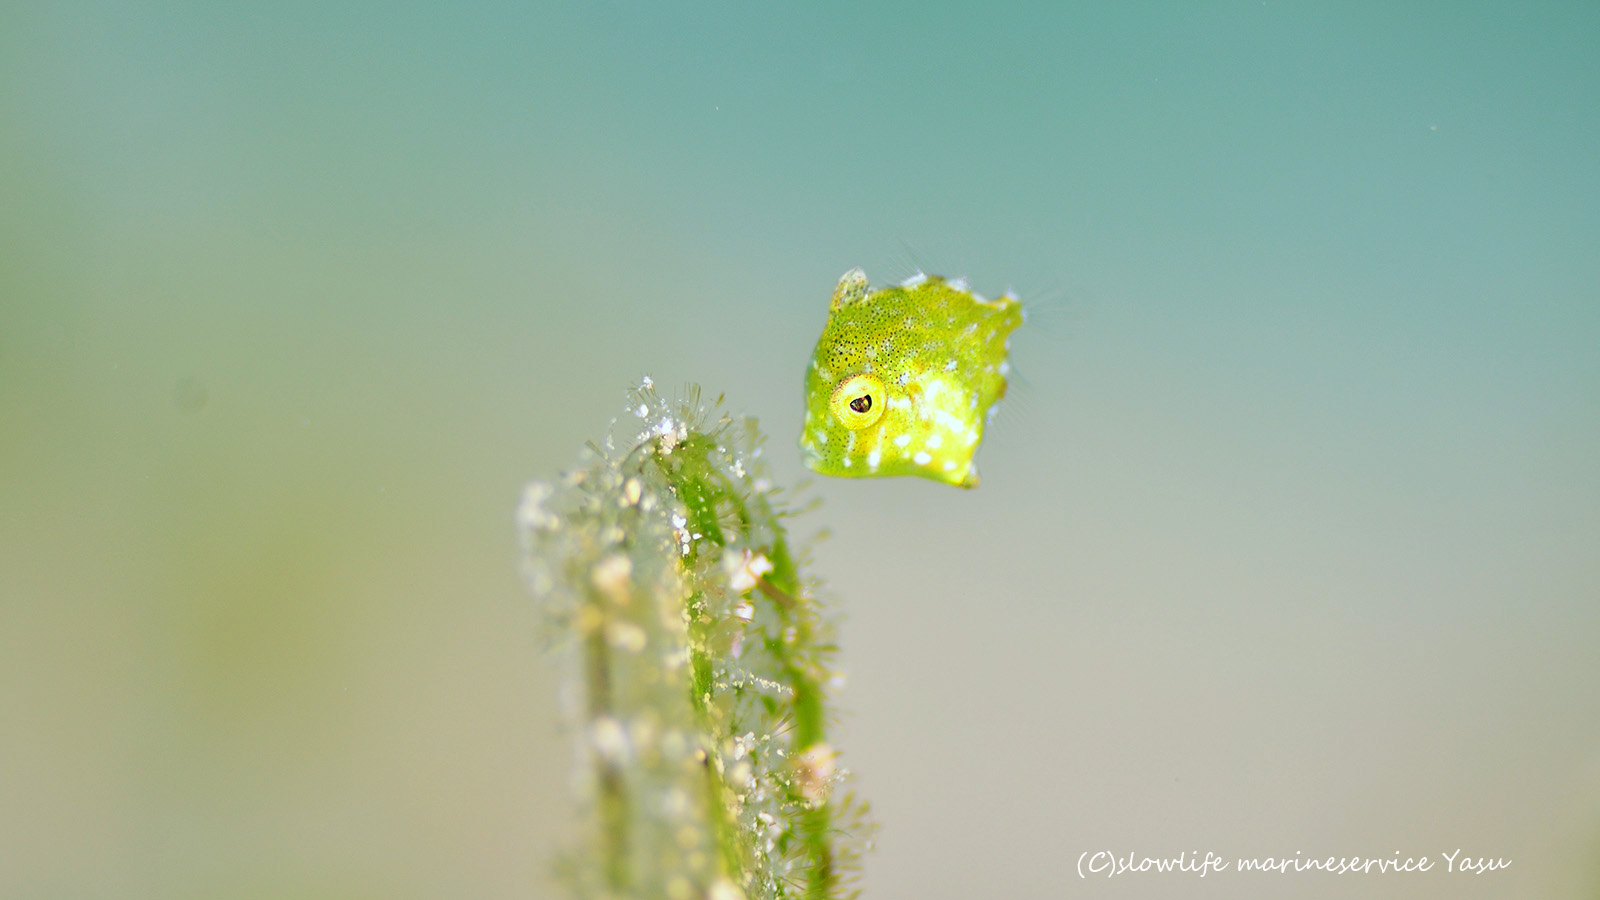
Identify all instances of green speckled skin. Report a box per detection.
[800,269,1023,487]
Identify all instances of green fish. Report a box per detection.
[800,267,1022,488]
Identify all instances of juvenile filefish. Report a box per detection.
[800,268,1022,488]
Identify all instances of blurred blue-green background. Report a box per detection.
[3,2,1597,898]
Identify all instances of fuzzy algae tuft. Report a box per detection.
[520,379,871,900]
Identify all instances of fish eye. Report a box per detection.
[830,374,885,430]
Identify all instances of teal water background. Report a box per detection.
[3,3,1597,898]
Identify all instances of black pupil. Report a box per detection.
[849,395,872,414]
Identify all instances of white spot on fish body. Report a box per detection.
[914,451,932,465]
[893,433,911,447]
[933,409,968,435]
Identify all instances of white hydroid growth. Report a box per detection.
[521,381,870,900]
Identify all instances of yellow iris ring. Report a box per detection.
[828,374,885,430]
